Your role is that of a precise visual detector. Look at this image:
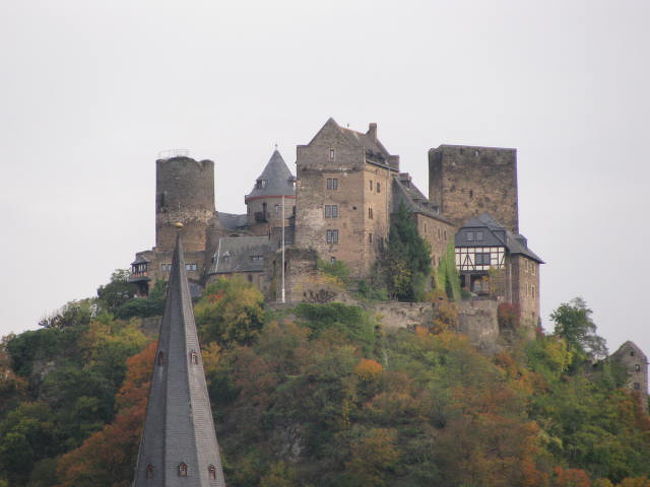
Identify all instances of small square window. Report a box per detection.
[326,229,339,244]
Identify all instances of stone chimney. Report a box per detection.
[367,122,377,141]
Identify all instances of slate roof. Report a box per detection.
[392,173,450,222]
[245,150,295,201]
[209,236,272,274]
[611,341,648,362]
[217,212,248,231]
[455,213,544,263]
[133,233,225,487]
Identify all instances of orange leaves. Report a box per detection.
[354,358,383,381]
[55,342,155,487]
[552,467,592,487]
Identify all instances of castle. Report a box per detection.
[128,117,648,400]
[129,118,542,327]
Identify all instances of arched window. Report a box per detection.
[190,350,199,365]
[146,464,154,479]
[157,351,164,366]
[178,462,188,477]
[208,464,217,480]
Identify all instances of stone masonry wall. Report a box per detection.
[456,298,500,353]
[428,145,518,233]
[511,255,540,330]
[414,213,456,268]
[156,157,215,252]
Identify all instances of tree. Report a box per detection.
[96,270,136,314]
[551,298,607,361]
[383,203,431,301]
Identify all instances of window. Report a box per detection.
[326,229,339,244]
[208,465,217,480]
[329,148,335,160]
[476,231,483,241]
[475,253,490,265]
[326,178,338,190]
[250,255,264,262]
[161,263,172,271]
[178,463,188,477]
[275,204,281,215]
[531,285,535,298]
[376,182,381,193]
[324,205,338,218]
[467,231,474,241]
[369,180,373,191]
[330,256,336,263]
[531,262,536,276]
[190,350,199,365]
[633,382,641,390]
[369,233,373,243]
[146,464,154,479]
[185,263,197,271]
[247,274,253,283]
[368,207,373,219]
[630,351,635,356]
[635,364,641,372]
[255,179,267,189]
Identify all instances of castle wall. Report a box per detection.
[510,255,541,330]
[156,157,215,252]
[456,298,500,353]
[246,196,296,236]
[414,213,455,267]
[428,146,518,233]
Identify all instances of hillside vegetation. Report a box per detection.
[0,277,648,487]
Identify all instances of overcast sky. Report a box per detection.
[1,0,649,359]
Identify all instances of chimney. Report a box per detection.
[367,123,377,140]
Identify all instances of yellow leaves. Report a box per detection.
[345,428,400,486]
[354,358,383,381]
[200,342,222,377]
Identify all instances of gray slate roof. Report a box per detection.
[455,213,544,263]
[245,150,295,201]
[133,234,225,487]
[209,236,272,274]
[217,212,248,231]
[392,173,450,222]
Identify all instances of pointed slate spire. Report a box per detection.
[245,149,295,202]
[133,230,225,486]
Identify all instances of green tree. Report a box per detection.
[384,203,431,301]
[551,298,608,361]
[96,269,136,314]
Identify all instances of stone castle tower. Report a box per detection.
[156,157,215,253]
[428,145,519,233]
[294,118,399,277]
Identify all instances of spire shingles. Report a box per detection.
[133,233,225,486]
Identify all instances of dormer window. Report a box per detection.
[190,350,199,365]
[467,231,474,241]
[255,179,268,189]
[476,231,483,241]
[178,462,188,477]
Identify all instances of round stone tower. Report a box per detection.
[155,156,215,252]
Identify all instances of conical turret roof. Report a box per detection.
[133,233,225,486]
[245,150,295,201]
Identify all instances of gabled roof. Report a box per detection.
[245,150,295,201]
[305,118,400,170]
[455,213,544,263]
[612,341,648,361]
[209,236,272,274]
[133,233,225,486]
[392,173,450,223]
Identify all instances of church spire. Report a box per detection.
[133,229,225,486]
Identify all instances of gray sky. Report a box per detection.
[1,0,649,358]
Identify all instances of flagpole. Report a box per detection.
[281,194,286,303]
